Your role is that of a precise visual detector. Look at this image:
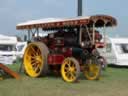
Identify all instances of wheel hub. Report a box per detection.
[35,56,41,62]
[69,67,75,72]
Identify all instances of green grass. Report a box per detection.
[0,64,128,96]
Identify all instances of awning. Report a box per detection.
[16,15,117,30]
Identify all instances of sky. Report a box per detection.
[0,0,128,37]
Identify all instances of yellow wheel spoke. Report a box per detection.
[30,46,36,53]
[71,66,76,71]
[68,73,72,80]
[93,67,99,75]
[31,61,36,66]
[70,72,75,79]
[34,64,40,73]
[36,49,41,55]
[31,46,39,56]
[31,58,37,63]
[66,60,71,67]
[31,57,36,61]
[65,72,70,79]
[71,63,75,67]
[94,66,99,71]
[64,67,69,71]
[31,52,36,57]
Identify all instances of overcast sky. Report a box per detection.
[0,0,127,37]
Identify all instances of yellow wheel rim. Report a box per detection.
[61,58,79,83]
[83,59,101,80]
[24,43,44,77]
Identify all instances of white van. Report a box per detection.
[98,38,128,66]
[0,35,17,64]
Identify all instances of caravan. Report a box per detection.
[0,35,17,64]
[98,38,128,66]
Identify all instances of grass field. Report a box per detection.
[0,64,128,96]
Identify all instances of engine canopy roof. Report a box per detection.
[16,15,117,30]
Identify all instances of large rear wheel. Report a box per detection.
[83,56,101,80]
[23,42,49,77]
[61,57,80,83]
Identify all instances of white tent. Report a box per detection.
[0,34,17,44]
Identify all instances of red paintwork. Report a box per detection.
[63,48,72,57]
[96,42,105,48]
[48,54,65,65]
[47,48,72,65]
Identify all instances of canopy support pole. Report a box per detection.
[79,25,83,46]
[92,23,96,45]
[36,28,39,37]
[103,23,107,48]
[28,30,31,41]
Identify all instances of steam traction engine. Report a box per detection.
[16,15,117,83]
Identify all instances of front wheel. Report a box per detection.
[83,56,101,80]
[23,42,49,77]
[61,57,80,83]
